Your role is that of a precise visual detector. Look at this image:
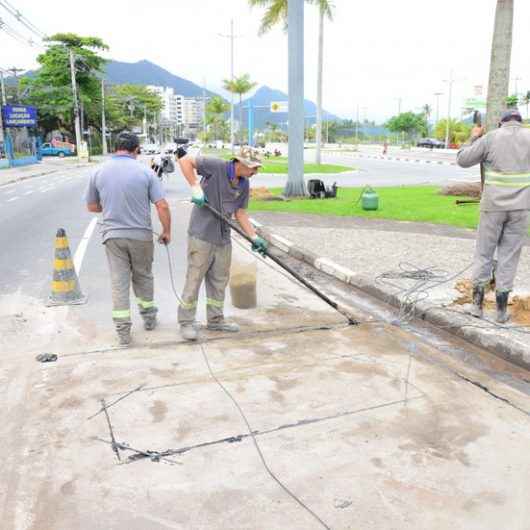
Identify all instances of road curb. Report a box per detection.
[254,222,530,371]
[326,151,456,166]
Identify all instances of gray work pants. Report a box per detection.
[473,210,529,292]
[178,236,231,325]
[104,238,157,332]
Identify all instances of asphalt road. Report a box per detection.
[250,148,480,189]
[0,152,478,301]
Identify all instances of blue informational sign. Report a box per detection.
[2,105,38,127]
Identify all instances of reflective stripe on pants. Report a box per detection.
[178,236,231,325]
[105,238,156,329]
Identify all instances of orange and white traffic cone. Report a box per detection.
[46,228,87,306]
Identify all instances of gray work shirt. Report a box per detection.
[85,154,165,242]
[457,122,530,211]
[188,156,250,245]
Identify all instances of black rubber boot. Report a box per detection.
[496,291,510,324]
[470,285,485,318]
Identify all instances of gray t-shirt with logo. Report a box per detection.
[188,156,250,245]
[85,155,165,242]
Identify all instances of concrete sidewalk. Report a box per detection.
[252,212,530,370]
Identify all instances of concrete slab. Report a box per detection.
[2,320,529,530]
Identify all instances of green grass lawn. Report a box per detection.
[249,186,484,230]
[200,149,353,174]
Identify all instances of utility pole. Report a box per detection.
[0,70,7,105]
[286,0,305,197]
[0,70,6,145]
[511,76,522,97]
[444,70,454,148]
[434,92,443,124]
[397,97,402,115]
[355,105,359,144]
[69,49,82,158]
[202,78,207,141]
[219,20,236,153]
[101,79,108,155]
[9,67,23,102]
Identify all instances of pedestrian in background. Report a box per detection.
[85,132,171,345]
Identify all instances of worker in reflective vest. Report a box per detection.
[457,109,530,323]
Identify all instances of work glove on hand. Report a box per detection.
[191,184,206,207]
[251,235,268,256]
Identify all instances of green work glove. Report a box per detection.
[191,184,206,207]
[251,235,268,256]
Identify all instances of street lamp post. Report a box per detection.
[219,20,236,154]
[101,79,108,156]
[68,49,83,158]
[355,104,359,145]
[434,92,443,124]
[444,70,454,148]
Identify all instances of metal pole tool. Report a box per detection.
[204,202,358,325]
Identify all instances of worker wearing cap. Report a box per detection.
[177,148,268,341]
[457,109,530,323]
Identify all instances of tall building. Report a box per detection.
[146,85,209,139]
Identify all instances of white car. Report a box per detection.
[142,143,160,154]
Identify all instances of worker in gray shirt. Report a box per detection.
[457,109,530,323]
[86,132,171,345]
[177,148,268,341]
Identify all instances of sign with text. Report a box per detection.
[270,101,288,113]
[2,105,38,127]
[464,98,486,110]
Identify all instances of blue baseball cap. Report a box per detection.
[500,109,522,122]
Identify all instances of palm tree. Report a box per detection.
[486,0,514,132]
[223,74,257,145]
[314,1,334,165]
[206,96,230,141]
[249,0,334,163]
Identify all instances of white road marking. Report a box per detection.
[73,217,98,275]
[7,196,18,202]
[3,188,16,194]
[23,190,33,195]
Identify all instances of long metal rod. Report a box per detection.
[204,203,357,324]
[101,399,121,462]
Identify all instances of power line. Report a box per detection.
[0,16,41,48]
[0,0,45,39]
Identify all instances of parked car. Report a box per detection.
[417,138,445,149]
[40,143,74,157]
[142,143,161,155]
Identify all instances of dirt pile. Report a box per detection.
[440,182,481,198]
[453,279,530,324]
[250,187,287,201]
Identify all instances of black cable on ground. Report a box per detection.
[156,230,332,528]
[198,342,332,530]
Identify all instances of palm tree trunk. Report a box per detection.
[315,8,324,165]
[285,0,306,197]
[486,0,514,132]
